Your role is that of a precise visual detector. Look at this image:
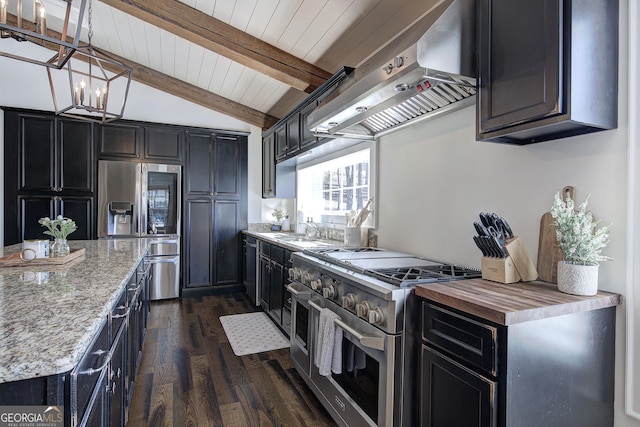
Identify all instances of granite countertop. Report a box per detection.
[415,278,621,326]
[0,239,149,384]
[243,230,345,251]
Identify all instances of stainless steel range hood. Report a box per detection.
[308,0,477,138]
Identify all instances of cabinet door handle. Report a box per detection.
[79,350,112,375]
[112,305,131,319]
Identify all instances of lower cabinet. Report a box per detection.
[0,255,151,427]
[258,240,290,335]
[419,300,616,427]
[184,199,242,289]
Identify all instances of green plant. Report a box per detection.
[550,192,611,265]
[38,215,78,240]
[271,208,286,223]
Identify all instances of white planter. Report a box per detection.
[557,261,599,296]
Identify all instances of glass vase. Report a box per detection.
[51,238,70,257]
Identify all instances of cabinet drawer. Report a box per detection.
[71,318,110,426]
[260,241,271,257]
[422,302,498,376]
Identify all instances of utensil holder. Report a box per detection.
[344,227,364,247]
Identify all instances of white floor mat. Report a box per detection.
[219,312,290,356]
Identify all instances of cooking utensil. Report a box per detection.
[537,186,574,283]
[354,199,373,227]
[474,221,490,237]
[473,236,487,256]
[499,217,514,239]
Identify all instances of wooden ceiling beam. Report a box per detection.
[109,50,279,129]
[99,0,333,93]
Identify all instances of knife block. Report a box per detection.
[481,236,538,284]
[481,256,521,284]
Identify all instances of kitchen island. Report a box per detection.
[0,239,150,426]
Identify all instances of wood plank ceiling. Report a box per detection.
[57,0,443,128]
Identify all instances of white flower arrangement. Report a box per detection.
[38,215,78,240]
[271,208,287,223]
[550,192,611,266]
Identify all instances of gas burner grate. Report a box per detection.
[366,264,481,287]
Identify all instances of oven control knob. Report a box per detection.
[355,301,372,319]
[310,279,323,291]
[368,307,385,325]
[322,284,336,299]
[289,267,301,280]
[341,293,356,309]
[302,272,316,285]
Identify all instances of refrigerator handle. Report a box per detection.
[139,163,148,236]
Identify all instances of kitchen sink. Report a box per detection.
[275,235,336,248]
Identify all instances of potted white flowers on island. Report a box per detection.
[550,191,611,295]
[39,215,77,256]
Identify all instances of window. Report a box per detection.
[297,142,376,227]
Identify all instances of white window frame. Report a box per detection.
[296,140,377,229]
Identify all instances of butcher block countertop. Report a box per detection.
[415,278,621,326]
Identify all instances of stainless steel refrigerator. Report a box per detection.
[98,160,181,300]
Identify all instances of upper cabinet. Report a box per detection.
[144,126,184,163]
[99,122,184,163]
[99,122,141,159]
[3,109,97,244]
[476,0,619,144]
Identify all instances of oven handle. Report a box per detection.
[287,283,313,297]
[309,300,385,351]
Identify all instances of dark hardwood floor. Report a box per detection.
[126,293,338,427]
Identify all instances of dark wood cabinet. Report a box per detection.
[243,235,258,305]
[419,299,616,427]
[100,122,185,162]
[257,240,289,335]
[262,133,276,198]
[99,123,141,159]
[59,119,95,192]
[262,133,295,200]
[4,109,96,244]
[476,0,619,144]
[299,101,317,149]
[183,132,247,293]
[16,115,94,193]
[186,131,214,195]
[19,195,93,241]
[421,345,496,427]
[274,114,302,162]
[144,125,184,162]
[275,124,288,160]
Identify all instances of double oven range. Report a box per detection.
[287,247,480,427]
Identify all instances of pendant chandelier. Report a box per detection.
[46,0,132,123]
[0,0,86,68]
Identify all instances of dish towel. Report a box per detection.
[343,339,367,374]
[315,308,343,376]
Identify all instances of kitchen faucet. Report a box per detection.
[305,218,329,239]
